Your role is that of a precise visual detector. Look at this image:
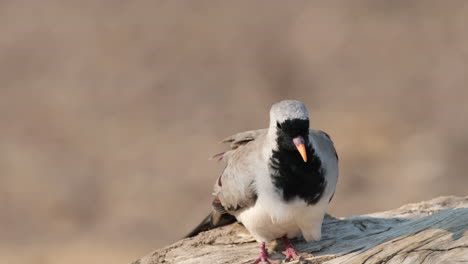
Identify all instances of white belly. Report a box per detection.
[235,197,328,242]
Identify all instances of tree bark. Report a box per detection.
[132,196,468,264]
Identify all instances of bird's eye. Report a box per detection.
[276,122,282,129]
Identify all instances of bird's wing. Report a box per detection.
[212,129,268,213]
[211,128,268,161]
[187,129,268,237]
[309,130,338,162]
[309,129,339,202]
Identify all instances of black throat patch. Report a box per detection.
[269,119,326,205]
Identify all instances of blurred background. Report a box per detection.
[1,1,468,263]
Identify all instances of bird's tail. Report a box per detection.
[185,210,237,238]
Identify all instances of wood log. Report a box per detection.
[132,196,468,264]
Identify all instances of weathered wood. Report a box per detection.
[133,196,468,264]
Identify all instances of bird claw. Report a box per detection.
[280,236,313,262]
[282,247,301,262]
[283,250,314,262]
[253,242,280,264]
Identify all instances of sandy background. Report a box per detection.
[1,1,468,263]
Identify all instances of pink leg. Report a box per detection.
[281,236,300,262]
[253,242,277,264]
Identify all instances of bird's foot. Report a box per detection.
[281,236,311,262]
[252,242,280,264]
[282,247,301,262]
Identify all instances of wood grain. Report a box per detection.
[132,196,468,264]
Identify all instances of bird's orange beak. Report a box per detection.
[293,136,307,162]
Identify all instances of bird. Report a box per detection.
[186,100,339,263]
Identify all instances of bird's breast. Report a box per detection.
[269,146,327,205]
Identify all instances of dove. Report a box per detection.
[187,100,339,263]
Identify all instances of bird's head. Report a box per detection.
[269,100,310,162]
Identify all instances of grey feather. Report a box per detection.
[213,129,268,212]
